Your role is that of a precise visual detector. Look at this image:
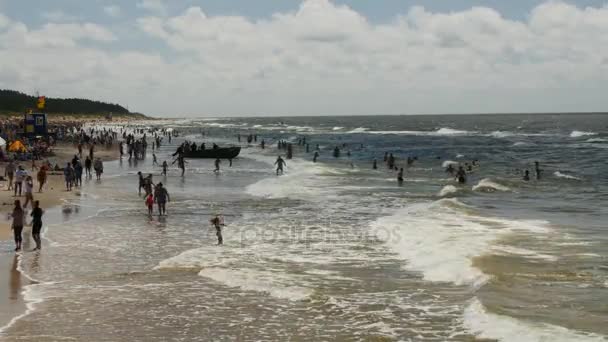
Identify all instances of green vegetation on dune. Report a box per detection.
[0,89,144,117]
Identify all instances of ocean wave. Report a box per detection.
[438,185,459,197]
[554,171,582,181]
[370,199,549,287]
[585,138,608,143]
[332,126,344,131]
[367,127,475,136]
[244,153,339,200]
[472,178,511,192]
[570,130,598,138]
[464,298,606,342]
[198,268,312,301]
[442,160,459,168]
[347,127,369,133]
[512,142,529,147]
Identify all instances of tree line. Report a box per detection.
[0,89,130,115]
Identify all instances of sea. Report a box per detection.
[0,113,607,341]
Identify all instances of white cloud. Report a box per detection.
[2,0,608,116]
[41,10,80,22]
[137,0,167,15]
[103,5,121,18]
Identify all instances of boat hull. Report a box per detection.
[182,147,241,159]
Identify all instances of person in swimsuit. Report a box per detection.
[30,201,43,250]
[10,200,24,252]
[210,215,225,245]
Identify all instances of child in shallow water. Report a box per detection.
[145,193,154,216]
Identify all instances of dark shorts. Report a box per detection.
[32,222,42,235]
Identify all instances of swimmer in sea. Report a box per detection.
[446,164,455,175]
[456,166,467,184]
[275,156,286,175]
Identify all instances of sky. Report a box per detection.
[0,0,607,117]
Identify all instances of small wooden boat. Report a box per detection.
[182,147,241,159]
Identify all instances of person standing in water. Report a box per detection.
[397,168,404,185]
[313,151,319,163]
[275,156,286,175]
[64,163,74,191]
[214,158,221,173]
[30,201,43,250]
[523,170,531,181]
[10,200,24,252]
[372,159,377,170]
[85,156,92,178]
[210,215,225,245]
[162,161,168,176]
[534,161,542,180]
[94,158,104,180]
[456,166,467,184]
[145,193,154,216]
[154,183,170,216]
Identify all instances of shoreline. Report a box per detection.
[0,121,124,332]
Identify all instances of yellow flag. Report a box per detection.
[37,96,45,109]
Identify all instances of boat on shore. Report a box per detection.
[182,146,241,159]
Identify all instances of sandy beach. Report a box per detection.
[0,130,121,331]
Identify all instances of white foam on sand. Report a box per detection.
[472,178,511,192]
[554,171,582,181]
[570,130,597,138]
[198,268,312,301]
[464,298,606,342]
[370,199,550,287]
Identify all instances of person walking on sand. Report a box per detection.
[30,201,43,250]
[5,160,15,191]
[275,156,286,175]
[23,176,34,209]
[153,153,159,166]
[14,166,27,197]
[210,215,225,245]
[64,163,74,191]
[94,158,103,180]
[10,200,24,252]
[145,193,154,216]
[85,156,92,178]
[154,183,170,216]
[37,164,47,193]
